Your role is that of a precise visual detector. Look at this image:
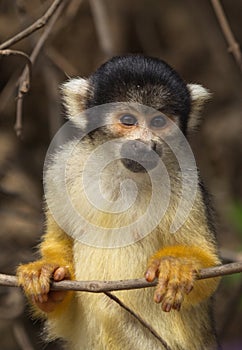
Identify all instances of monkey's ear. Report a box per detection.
[187,84,211,131]
[61,78,91,120]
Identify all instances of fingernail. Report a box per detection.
[155,294,161,303]
[186,285,193,294]
[165,304,171,312]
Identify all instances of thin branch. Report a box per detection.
[218,277,242,339]
[210,0,242,73]
[13,322,34,350]
[89,0,114,56]
[0,49,32,79]
[0,0,64,50]
[1,261,242,292]
[0,50,32,127]
[15,0,68,137]
[104,292,172,350]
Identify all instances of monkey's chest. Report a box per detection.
[71,243,205,350]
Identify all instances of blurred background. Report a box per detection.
[0,0,242,349]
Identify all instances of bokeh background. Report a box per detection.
[0,0,242,349]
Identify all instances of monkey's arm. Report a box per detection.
[17,211,74,315]
[145,245,220,312]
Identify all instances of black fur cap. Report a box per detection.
[86,55,191,133]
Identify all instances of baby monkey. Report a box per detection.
[17,55,220,350]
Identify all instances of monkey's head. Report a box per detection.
[62,55,210,174]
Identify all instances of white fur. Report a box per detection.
[187,84,211,131]
[61,78,91,128]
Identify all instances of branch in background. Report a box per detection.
[0,50,32,79]
[13,322,34,350]
[15,0,68,137]
[0,50,32,102]
[210,0,242,73]
[46,46,79,76]
[89,0,114,57]
[0,0,64,50]
[0,51,32,134]
[220,248,242,263]
[1,261,242,292]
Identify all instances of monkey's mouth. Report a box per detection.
[121,158,158,173]
[120,140,160,173]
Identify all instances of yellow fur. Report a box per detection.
[18,196,220,349]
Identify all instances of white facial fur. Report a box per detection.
[187,84,211,131]
[61,78,91,128]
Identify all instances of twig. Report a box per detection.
[0,50,32,122]
[104,292,172,350]
[13,322,34,350]
[218,276,242,339]
[1,261,242,292]
[89,0,114,56]
[0,72,19,116]
[1,261,241,350]
[0,49,32,76]
[0,0,64,50]
[15,0,68,137]
[210,0,242,73]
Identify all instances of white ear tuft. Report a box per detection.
[187,84,212,131]
[61,78,91,124]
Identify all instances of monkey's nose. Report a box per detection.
[120,140,159,173]
[132,139,156,151]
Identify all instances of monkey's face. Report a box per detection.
[103,105,178,173]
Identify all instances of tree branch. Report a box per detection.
[89,0,115,57]
[0,49,32,79]
[104,292,172,350]
[1,261,242,292]
[1,261,241,350]
[0,0,64,50]
[210,0,242,73]
[15,0,68,137]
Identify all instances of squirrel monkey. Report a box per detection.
[17,55,220,350]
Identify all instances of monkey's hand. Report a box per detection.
[17,261,71,313]
[145,245,220,312]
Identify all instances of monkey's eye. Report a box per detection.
[120,114,138,126]
[150,115,167,128]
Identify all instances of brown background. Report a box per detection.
[0,0,242,349]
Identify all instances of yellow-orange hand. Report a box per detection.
[17,261,70,313]
[145,256,197,312]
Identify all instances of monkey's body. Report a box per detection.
[45,232,217,350]
[17,55,220,350]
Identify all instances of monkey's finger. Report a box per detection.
[172,289,184,311]
[48,290,67,303]
[35,298,60,313]
[53,266,70,281]
[38,264,58,295]
[153,271,171,303]
[145,259,160,282]
[160,288,177,312]
[154,288,166,304]
[179,266,196,295]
